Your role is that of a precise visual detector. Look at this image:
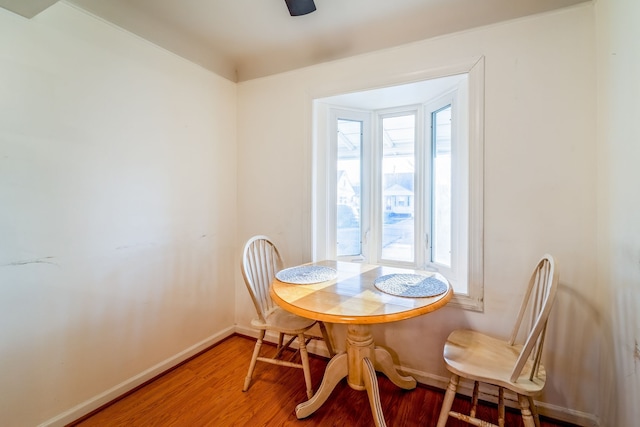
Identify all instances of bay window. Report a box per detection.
[313,58,484,310]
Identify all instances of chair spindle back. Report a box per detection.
[241,235,284,323]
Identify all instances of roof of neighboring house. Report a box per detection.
[384,184,413,196]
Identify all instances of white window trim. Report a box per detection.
[464,56,485,311]
[308,57,485,312]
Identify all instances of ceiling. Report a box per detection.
[3,0,589,82]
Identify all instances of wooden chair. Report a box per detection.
[241,235,334,399]
[436,254,559,427]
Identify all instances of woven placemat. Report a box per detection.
[276,265,337,285]
[373,273,448,298]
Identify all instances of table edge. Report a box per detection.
[270,280,453,325]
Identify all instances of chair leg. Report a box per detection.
[470,381,479,417]
[298,333,314,400]
[277,332,284,350]
[528,396,541,427]
[276,334,297,360]
[518,394,536,427]
[498,387,505,427]
[436,374,459,427]
[318,321,335,356]
[243,330,265,392]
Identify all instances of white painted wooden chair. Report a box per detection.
[436,254,559,427]
[241,235,334,399]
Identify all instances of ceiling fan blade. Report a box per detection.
[285,0,316,16]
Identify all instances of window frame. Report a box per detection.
[424,91,467,290]
[330,108,371,261]
[375,106,421,268]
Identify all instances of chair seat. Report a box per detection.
[443,329,546,396]
[250,306,317,334]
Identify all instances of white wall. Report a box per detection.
[238,4,599,425]
[595,0,640,426]
[0,3,237,426]
[4,2,635,426]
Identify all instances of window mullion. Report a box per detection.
[361,113,373,261]
[414,105,427,269]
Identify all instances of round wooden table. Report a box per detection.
[270,260,453,427]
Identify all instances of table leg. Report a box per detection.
[346,324,375,390]
[362,357,387,427]
[346,324,416,426]
[374,347,417,390]
[295,352,348,419]
[296,323,417,424]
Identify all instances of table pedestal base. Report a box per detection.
[295,324,417,427]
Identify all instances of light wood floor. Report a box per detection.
[72,334,578,427]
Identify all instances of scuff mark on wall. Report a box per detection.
[1,256,58,267]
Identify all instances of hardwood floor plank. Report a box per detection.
[71,334,578,427]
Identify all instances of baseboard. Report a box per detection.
[401,366,600,427]
[39,326,236,427]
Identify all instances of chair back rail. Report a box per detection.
[508,254,559,382]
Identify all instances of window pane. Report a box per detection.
[337,119,362,256]
[432,105,452,266]
[381,114,415,262]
